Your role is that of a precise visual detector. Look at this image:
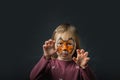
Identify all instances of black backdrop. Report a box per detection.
[1,1,120,80]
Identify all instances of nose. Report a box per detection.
[62,43,67,51]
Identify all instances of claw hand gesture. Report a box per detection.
[43,39,56,59]
[73,49,90,69]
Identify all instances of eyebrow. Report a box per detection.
[58,37,74,42]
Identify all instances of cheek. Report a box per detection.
[67,46,74,53]
[57,46,62,54]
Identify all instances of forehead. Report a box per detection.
[55,32,75,41]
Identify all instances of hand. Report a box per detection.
[43,39,57,59]
[73,49,90,69]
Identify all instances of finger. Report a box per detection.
[73,57,77,63]
[84,58,90,65]
[76,49,81,59]
[45,41,49,45]
[46,40,53,47]
[48,39,55,46]
[43,44,46,48]
[78,53,83,59]
[47,39,52,45]
[43,45,47,52]
[83,57,90,63]
[76,49,81,57]
[48,39,55,42]
[76,49,79,55]
[85,57,90,61]
[48,39,52,41]
[43,44,48,49]
[51,40,55,47]
[80,49,85,54]
[73,57,77,61]
[48,39,53,44]
[87,57,90,61]
[84,51,89,57]
[76,49,81,54]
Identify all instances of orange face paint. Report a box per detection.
[56,37,75,55]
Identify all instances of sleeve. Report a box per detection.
[30,56,51,80]
[80,66,97,80]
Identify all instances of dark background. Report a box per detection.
[1,1,120,80]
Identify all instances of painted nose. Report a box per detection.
[62,44,67,51]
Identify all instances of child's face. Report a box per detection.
[55,32,76,60]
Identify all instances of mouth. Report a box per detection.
[62,51,69,56]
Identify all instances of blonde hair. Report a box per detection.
[52,23,80,57]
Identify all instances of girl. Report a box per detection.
[30,23,96,80]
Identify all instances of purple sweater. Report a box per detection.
[30,56,96,80]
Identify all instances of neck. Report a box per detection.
[57,57,72,61]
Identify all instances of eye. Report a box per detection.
[67,43,73,46]
[57,42,63,46]
[59,43,63,45]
